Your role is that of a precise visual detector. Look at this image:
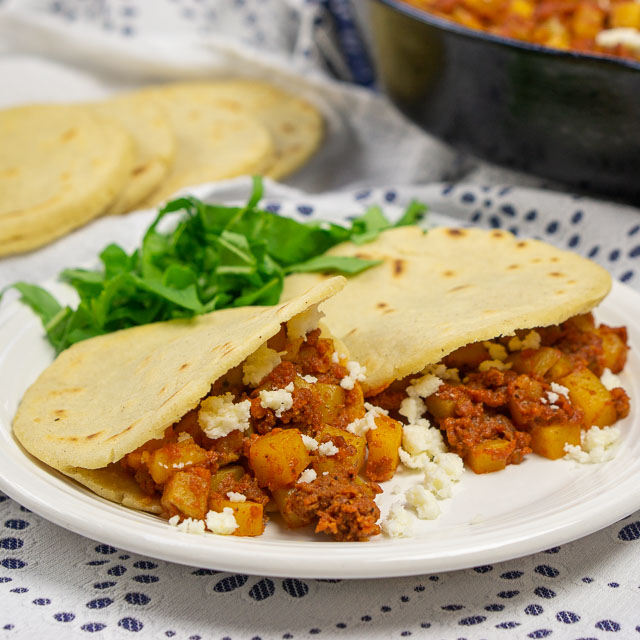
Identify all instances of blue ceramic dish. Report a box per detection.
[367,0,640,203]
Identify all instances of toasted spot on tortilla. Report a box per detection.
[532,258,542,263]
[551,257,560,262]
[549,272,563,277]
[60,128,77,143]
[376,302,388,309]
[48,387,84,396]
[446,229,465,237]
[383,308,396,314]
[346,328,358,337]
[393,259,405,277]
[132,164,149,177]
[507,264,519,270]
[448,285,470,293]
[443,270,456,277]
[54,409,67,417]
[556,290,565,295]
[356,253,372,260]
[491,230,504,238]
[179,363,189,371]
[86,431,103,440]
[516,241,528,248]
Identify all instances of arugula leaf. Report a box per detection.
[2,177,428,352]
[287,255,382,275]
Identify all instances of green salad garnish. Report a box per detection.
[2,177,426,353]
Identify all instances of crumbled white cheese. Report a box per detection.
[483,341,508,361]
[176,431,192,443]
[601,368,623,391]
[169,516,206,535]
[259,382,295,417]
[398,449,432,470]
[297,468,317,484]
[424,363,460,382]
[478,359,512,372]
[242,343,282,386]
[299,374,318,384]
[205,508,239,535]
[546,390,560,405]
[399,396,426,423]
[331,351,342,364]
[406,373,443,399]
[226,492,246,503]
[381,502,414,538]
[322,471,329,476]
[508,330,541,352]
[198,394,251,440]
[434,452,465,480]
[550,382,569,398]
[301,434,319,451]
[402,419,446,457]
[564,425,621,463]
[346,402,387,436]
[287,305,323,341]
[340,360,367,390]
[596,27,640,51]
[423,461,456,499]
[318,441,339,457]
[405,485,441,520]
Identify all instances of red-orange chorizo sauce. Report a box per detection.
[402,0,640,62]
[369,313,630,468]
[119,325,379,540]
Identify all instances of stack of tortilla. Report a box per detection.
[0,80,323,257]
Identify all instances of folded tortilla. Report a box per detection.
[13,277,346,513]
[282,226,612,394]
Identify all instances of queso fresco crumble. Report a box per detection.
[123,309,629,540]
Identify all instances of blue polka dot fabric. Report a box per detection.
[0,0,639,635]
[0,486,638,638]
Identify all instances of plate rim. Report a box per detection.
[1,277,639,579]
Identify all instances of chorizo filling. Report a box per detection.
[120,317,403,541]
[370,312,630,474]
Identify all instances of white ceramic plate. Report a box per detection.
[1,279,639,579]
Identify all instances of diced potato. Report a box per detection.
[565,313,595,333]
[314,382,347,425]
[425,391,456,419]
[465,439,515,474]
[210,465,245,493]
[509,0,534,19]
[559,368,617,427]
[530,423,581,460]
[248,429,310,490]
[272,487,313,529]
[508,376,544,427]
[461,0,503,18]
[610,1,640,28]
[209,429,244,466]
[148,441,210,485]
[209,498,264,536]
[444,342,490,369]
[571,3,604,39]
[161,467,211,519]
[365,414,403,482]
[509,346,562,379]
[597,327,628,373]
[312,425,366,476]
[547,353,574,381]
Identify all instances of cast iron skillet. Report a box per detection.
[367,0,640,204]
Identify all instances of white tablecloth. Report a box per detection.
[0,1,639,638]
